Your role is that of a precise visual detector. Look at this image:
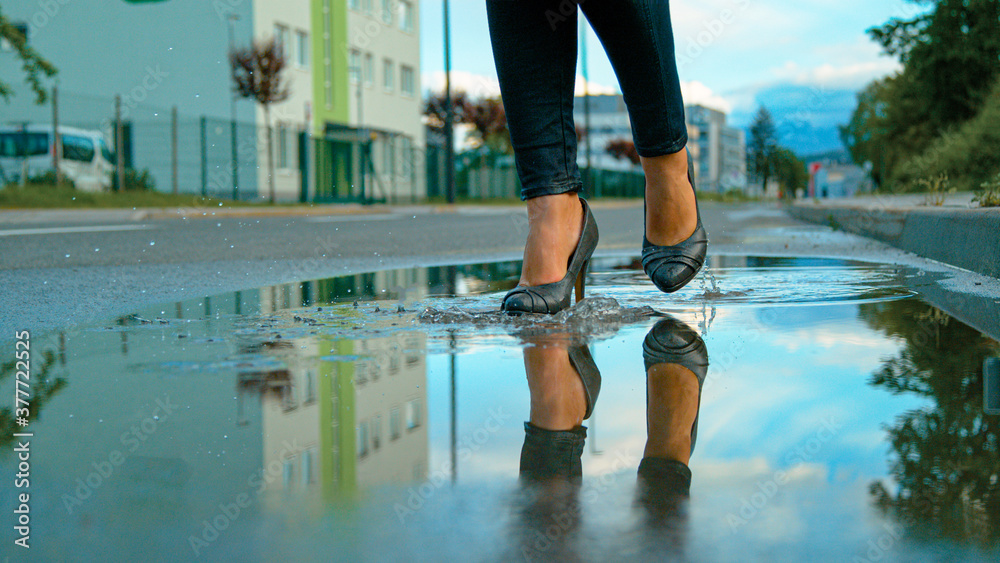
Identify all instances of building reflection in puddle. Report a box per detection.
[3,257,1000,560]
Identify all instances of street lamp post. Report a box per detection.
[227,14,241,201]
[443,0,455,204]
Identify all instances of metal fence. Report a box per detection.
[6,88,646,203]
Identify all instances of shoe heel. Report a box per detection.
[575,260,589,303]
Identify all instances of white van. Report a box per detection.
[0,125,114,192]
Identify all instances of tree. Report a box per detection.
[859,299,1000,540]
[231,38,290,204]
[605,139,641,166]
[424,91,511,154]
[748,106,777,193]
[0,6,57,104]
[772,148,808,199]
[847,0,1000,190]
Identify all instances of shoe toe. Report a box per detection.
[647,262,696,293]
[502,291,537,314]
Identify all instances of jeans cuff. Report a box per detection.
[519,421,587,481]
[521,180,584,201]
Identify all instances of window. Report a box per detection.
[372,415,382,450]
[400,65,415,97]
[364,53,374,87]
[399,1,414,33]
[62,135,95,162]
[274,24,290,59]
[383,58,394,92]
[296,30,308,67]
[349,0,360,10]
[400,136,413,177]
[357,421,369,458]
[282,457,295,489]
[363,0,373,15]
[0,132,48,157]
[277,124,288,169]
[383,137,395,178]
[390,407,401,440]
[381,0,393,24]
[349,50,361,83]
[305,370,316,404]
[405,398,421,431]
[302,448,315,485]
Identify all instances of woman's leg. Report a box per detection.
[580,1,697,246]
[486,0,584,287]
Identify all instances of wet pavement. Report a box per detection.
[3,254,999,562]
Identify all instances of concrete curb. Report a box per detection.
[787,202,1000,279]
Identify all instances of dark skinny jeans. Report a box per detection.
[486,0,688,200]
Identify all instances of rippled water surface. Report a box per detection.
[2,256,998,562]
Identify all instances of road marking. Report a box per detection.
[0,224,153,237]
[305,214,401,223]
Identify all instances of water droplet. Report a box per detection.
[65,254,70,258]
[150,241,156,246]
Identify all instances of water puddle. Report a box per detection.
[2,256,997,561]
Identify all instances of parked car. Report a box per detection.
[0,125,114,192]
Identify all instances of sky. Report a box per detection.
[419,0,931,117]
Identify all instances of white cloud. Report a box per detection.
[422,70,501,98]
[682,80,732,113]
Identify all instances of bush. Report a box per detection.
[25,170,76,189]
[112,168,156,192]
[975,172,1000,207]
[890,79,1000,192]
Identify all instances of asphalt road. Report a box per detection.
[2,201,998,338]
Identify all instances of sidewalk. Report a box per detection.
[787,192,1000,279]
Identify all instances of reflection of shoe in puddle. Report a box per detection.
[636,316,709,520]
[517,334,602,483]
[642,316,708,457]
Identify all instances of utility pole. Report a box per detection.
[115,95,125,192]
[52,86,62,186]
[171,106,179,195]
[443,0,455,204]
[227,14,241,201]
[582,23,593,196]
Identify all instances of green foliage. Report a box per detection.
[859,299,1000,541]
[890,79,1000,193]
[772,147,808,198]
[846,0,1000,191]
[112,168,156,192]
[975,172,1000,207]
[0,5,57,104]
[747,106,777,191]
[25,170,75,189]
[913,174,954,206]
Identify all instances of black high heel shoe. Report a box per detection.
[502,198,600,315]
[642,316,708,455]
[641,153,709,293]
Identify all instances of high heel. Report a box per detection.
[567,343,601,420]
[641,153,709,293]
[642,316,708,455]
[502,198,599,315]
